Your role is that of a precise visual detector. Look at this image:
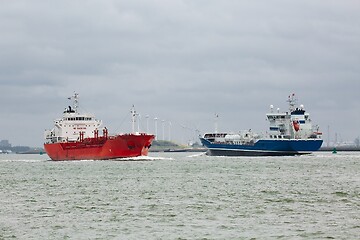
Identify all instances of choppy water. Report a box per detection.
[0,152,359,239]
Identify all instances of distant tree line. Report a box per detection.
[0,145,30,153]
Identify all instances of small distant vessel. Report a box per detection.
[44,93,154,160]
[200,94,323,156]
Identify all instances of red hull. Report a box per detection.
[44,134,154,161]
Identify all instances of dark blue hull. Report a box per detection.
[200,138,323,156]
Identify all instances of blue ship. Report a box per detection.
[200,94,323,156]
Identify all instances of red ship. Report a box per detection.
[44,93,154,160]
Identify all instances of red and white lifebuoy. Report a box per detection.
[293,120,300,131]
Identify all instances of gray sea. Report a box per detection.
[0,152,359,240]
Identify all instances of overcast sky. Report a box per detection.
[1,0,359,147]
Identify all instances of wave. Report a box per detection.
[113,155,174,161]
[0,159,48,163]
[186,152,207,158]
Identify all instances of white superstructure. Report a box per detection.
[266,93,320,140]
[44,93,102,143]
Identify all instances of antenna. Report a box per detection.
[214,113,219,133]
[287,93,297,112]
[68,92,79,113]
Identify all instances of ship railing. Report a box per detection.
[44,136,62,144]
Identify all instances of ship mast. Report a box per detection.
[287,93,297,112]
[68,92,79,113]
[214,113,219,133]
[131,105,137,133]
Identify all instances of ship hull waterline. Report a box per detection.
[44,134,154,161]
[200,138,323,157]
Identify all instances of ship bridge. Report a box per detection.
[266,95,318,140]
[45,93,103,143]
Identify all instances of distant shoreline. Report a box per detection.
[319,146,360,152]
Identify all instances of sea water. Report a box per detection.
[0,152,359,239]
